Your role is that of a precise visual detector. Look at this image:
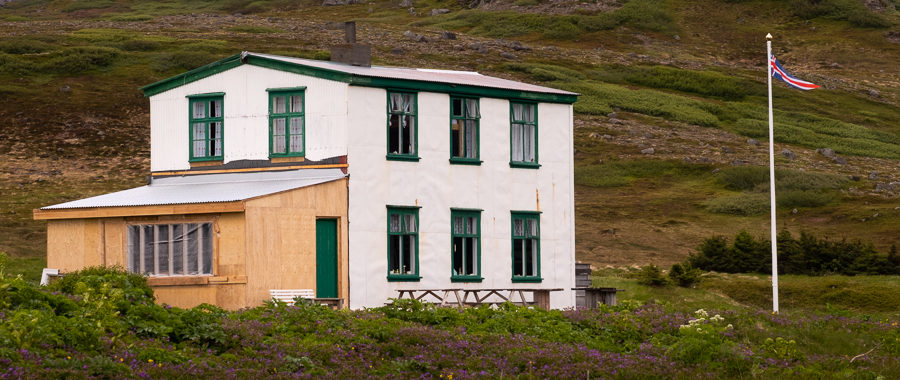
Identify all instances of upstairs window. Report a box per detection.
[387,91,418,160]
[510,101,538,168]
[511,212,541,282]
[450,97,480,164]
[188,94,224,162]
[127,223,213,277]
[268,89,305,157]
[387,206,420,281]
[451,209,481,282]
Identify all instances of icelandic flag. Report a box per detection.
[770,55,819,90]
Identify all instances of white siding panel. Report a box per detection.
[148,64,349,171]
[347,87,575,309]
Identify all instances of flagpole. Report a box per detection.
[766,33,779,313]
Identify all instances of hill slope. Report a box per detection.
[0,0,898,278]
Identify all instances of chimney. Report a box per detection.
[330,21,371,67]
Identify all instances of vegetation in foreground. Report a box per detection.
[0,266,898,378]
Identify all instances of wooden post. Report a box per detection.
[533,290,550,309]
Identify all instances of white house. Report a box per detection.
[35,49,579,309]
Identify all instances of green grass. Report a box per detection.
[575,159,711,188]
[227,25,284,34]
[593,269,900,318]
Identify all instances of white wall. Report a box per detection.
[148,65,349,172]
[346,86,576,309]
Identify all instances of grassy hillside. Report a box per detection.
[0,0,898,279]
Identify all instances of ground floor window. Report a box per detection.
[511,212,541,282]
[387,206,420,281]
[451,209,481,282]
[127,223,213,276]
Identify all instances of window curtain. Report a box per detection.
[289,118,303,152]
[390,93,403,112]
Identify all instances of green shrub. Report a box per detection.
[47,266,155,311]
[0,53,30,75]
[39,46,121,74]
[635,264,669,287]
[106,13,155,22]
[703,193,769,216]
[227,25,284,34]
[153,51,221,72]
[63,0,114,12]
[714,166,848,192]
[575,160,709,188]
[0,38,51,54]
[624,66,751,101]
[777,190,835,208]
[670,263,702,287]
[846,8,893,28]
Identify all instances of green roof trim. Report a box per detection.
[141,52,579,104]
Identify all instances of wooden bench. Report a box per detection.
[396,288,563,309]
[269,290,345,310]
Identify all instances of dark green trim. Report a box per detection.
[266,86,307,92]
[509,162,541,169]
[387,275,423,282]
[510,211,541,283]
[186,92,225,98]
[450,207,484,212]
[451,276,484,283]
[386,155,421,162]
[450,209,481,282]
[142,52,578,104]
[188,95,224,162]
[450,158,482,165]
[511,277,544,283]
[268,89,305,158]
[509,101,540,167]
[387,206,420,282]
[450,96,480,163]
[142,53,243,97]
[386,90,419,160]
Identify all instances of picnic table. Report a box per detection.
[396,288,563,309]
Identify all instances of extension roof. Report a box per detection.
[40,169,347,210]
[140,52,578,104]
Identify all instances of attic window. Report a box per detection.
[387,91,418,161]
[189,95,224,162]
[268,89,305,157]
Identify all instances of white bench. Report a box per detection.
[269,289,315,306]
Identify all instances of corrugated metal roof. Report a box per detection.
[42,169,347,210]
[249,52,577,96]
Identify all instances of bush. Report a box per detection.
[703,193,769,216]
[624,66,751,101]
[635,264,669,287]
[39,46,121,74]
[669,263,702,287]
[153,51,221,72]
[689,231,899,275]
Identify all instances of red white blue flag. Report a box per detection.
[770,55,819,90]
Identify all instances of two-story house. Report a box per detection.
[35,48,579,309]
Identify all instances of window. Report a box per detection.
[450,97,480,164]
[188,95,224,161]
[451,209,481,282]
[387,206,420,281]
[268,89,305,157]
[127,223,213,276]
[387,91,417,160]
[510,101,538,168]
[511,212,541,282]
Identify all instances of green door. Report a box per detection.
[316,219,339,298]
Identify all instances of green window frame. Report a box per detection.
[511,211,541,282]
[267,88,305,157]
[387,91,419,161]
[188,94,224,162]
[450,96,480,165]
[451,209,482,282]
[510,101,539,168]
[387,206,420,281]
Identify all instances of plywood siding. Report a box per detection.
[243,178,349,307]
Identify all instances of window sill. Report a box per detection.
[146,275,247,287]
[449,158,482,166]
[509,162,541,169]
[270,155,305,163]
[387,155,421,162]
[511,277,543,283]
[451,276,483,283]
[387,274,421,282]
[189,159,224,167]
